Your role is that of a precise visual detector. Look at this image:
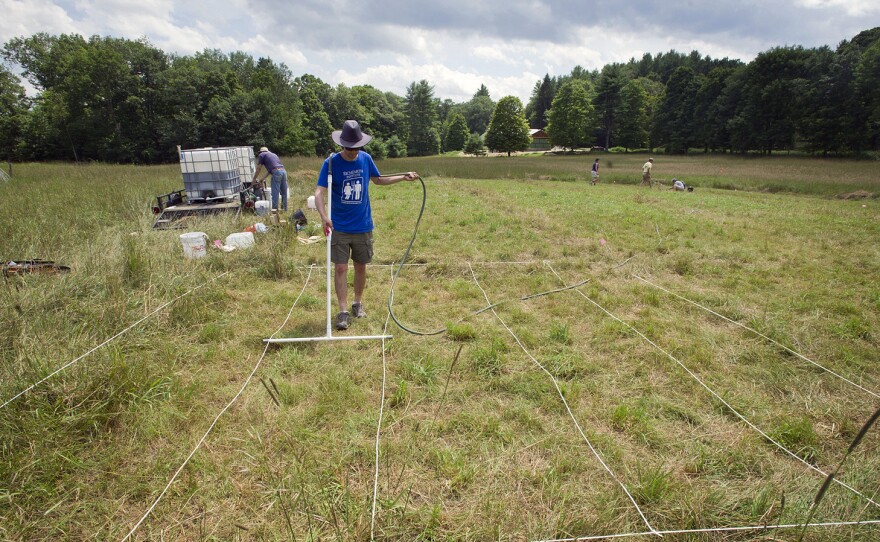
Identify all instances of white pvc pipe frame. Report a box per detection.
[265,171,393,343]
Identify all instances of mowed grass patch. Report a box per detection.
[389,153,880,197]
[0,158,878,540]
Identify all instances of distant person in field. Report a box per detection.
[590,158,600,185]
[641,158,654,187]
[253,146,288,211]
[315,120,419,331]
[672,178,694,192]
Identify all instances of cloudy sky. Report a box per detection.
[2,0,878,103]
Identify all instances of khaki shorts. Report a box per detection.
[331,231,373,264]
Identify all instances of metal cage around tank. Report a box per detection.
[179,147,243,202]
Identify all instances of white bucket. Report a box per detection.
[255,200,270,216]
[180,232,208,259]
[225,231,255,249]
[307,195,316,209]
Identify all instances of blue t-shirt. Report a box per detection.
[257,151,284,172]
[317,152,381,234]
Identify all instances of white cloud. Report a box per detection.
[794,0,880,16]
[0,0,81,39]
[240,35,309,68]
[473,46,507,62]
[336,60,540,103]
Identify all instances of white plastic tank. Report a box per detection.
[234,146,256,185]
[179,147,241,200]
[255,200,270,216]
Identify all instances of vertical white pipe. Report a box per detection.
[326,171,333,338]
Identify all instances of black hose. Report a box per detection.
[386,175,446,335]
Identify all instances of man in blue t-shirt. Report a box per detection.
[315,120,418,331]
[253,146,288,211]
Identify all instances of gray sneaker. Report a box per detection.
[351,302,367,318]
[335,311,351,330]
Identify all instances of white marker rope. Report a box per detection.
[544,264,880,510]
[632,274,879,400]
[119,266,314,542]
[532,518,880,542]
[468,263,661,537]
[291,260,551,272]
[1,271,231,410]
[371,267,394,540]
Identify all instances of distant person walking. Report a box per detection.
[253,147,288,211]
[315,120,419,331]
[641,158,654,188]
[590,158,600,185]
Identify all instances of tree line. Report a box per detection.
[0,28,877,164]
[530,27,880,156]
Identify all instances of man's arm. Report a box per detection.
[371,172,419,186]
[252,164,265,183]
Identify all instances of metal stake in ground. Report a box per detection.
[264,166,392,344]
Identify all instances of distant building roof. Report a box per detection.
[529,129,548,138]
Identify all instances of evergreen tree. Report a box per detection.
[405,80,440,156]
[442,110,469,152]
[463,132,486,155]
[653,66,700,153]
[545,80,593,150]
[527,74,555,129]
[693,67,736,152]
[857,40,880,150]
[485,96,531,156]
[592,65,624,149]
[735,46,814,154]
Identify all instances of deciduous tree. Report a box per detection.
[0,65,28,160]
[615,79,649,151]
[546,80,592,150]
[485,96,530,156]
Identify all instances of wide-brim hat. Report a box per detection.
[332,120,372,148]
[259,146,269,153]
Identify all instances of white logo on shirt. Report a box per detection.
[342,169,364,204]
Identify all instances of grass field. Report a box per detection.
[0,154,878,541]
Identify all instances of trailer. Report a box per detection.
[152,146,260,229]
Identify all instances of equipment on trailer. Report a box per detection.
[152,146,259,229]
[3,259,71,277]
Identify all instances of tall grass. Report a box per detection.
[0,156,878,540]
